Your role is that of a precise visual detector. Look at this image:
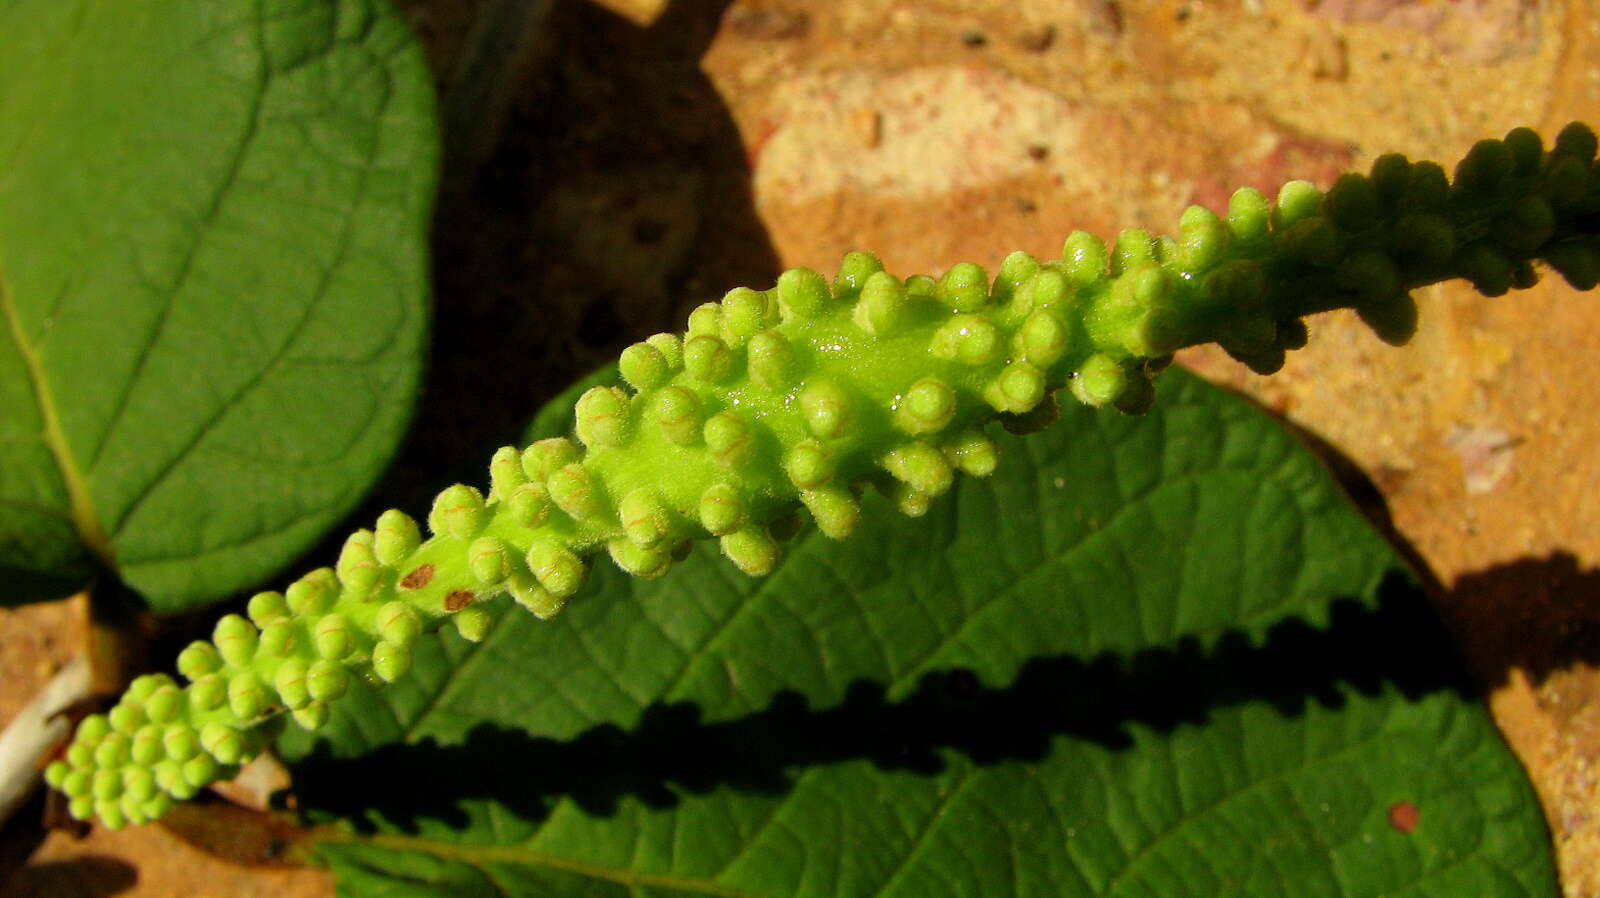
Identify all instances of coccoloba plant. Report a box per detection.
[47,123,1600,828]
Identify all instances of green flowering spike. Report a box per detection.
[430,484,488,539]
[684,334,734,382]
[699,483,745,536]
[59,125,1600,829]
[453,606,492,642]
[784,439,836,489]
[548,463,603,520]
[936,262,989,311]
[776,266,830,320]
[704,412,756,469]
[372,641,413,683]
[488,446,527,500]
[686,302,722,336]
[575,386,630,448]
[930,314,1000,365]
[653,385,702,446]
[746,329,797,391]
[720,526,780,576]
[521,438,580,482]
[882,442,954,497]
[895,377,956,435]
[832,250,884,301]
[469,537,511,585]
[1227,187,1270,241]
[800,380,854,441]
[374,509,421,565]
[857,271,908,335]
[985,361,1047,413]
[527,536,586,598]
[721,286,774,344]
[274,659,311,709]
[992,250,1041,306]
[508,482,552,528]
[1061,230,1109,283]
[607,538,671,578]
[799,487,860,539]
[376,602,421,648]
[175,642,222,681]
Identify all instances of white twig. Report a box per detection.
[0,656,91,827]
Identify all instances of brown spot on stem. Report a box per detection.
[444,591,475,612]
[400,564,434,590]
[1388,800,1419,833]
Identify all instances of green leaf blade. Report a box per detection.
[293,370,1553,898]
[0,0,437,611]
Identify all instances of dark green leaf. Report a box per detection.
[0,0,437,611]
[287,369,1553,897]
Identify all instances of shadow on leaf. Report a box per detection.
[291,569,1470,833]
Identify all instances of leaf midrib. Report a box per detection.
[0,271,110,565]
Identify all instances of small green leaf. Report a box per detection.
[0,0,437,611]
[285,369,1553,897]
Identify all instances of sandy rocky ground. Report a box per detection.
[3,0,1600,894]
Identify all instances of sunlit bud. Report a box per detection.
[374,509,421,564]
[575,386,630,448]
[699,483,745,536]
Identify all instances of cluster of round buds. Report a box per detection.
[51,123,1600,827]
